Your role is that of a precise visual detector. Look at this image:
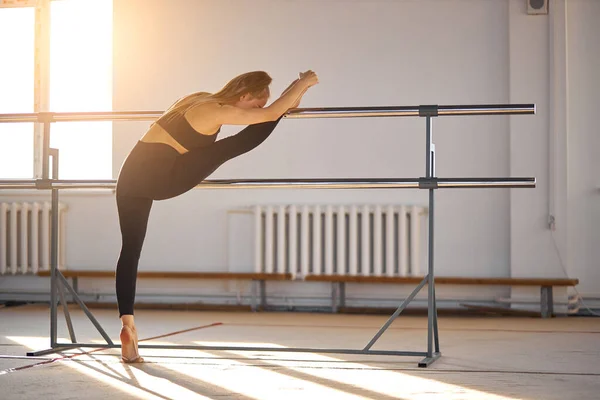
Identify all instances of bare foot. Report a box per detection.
[120,325,143,363]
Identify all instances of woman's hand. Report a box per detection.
[299,70,319,88]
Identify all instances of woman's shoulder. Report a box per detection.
[186,100,222,117]
[184,99,224,132]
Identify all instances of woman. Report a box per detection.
[115,70,319,362]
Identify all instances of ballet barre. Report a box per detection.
[0,103,536,367]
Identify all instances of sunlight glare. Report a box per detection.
[152,345,368,400]
[49,0,113,179]
[0,7,35,178]
[128,367,213,400]
[7,336,210,400]
[195,341,523,400]
[5,336,523,400]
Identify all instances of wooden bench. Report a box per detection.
[38,270,578,317]
[305,275,580,318]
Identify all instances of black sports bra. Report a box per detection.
[155,111,219,150]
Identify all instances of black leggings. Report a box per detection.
[114,119,281,316]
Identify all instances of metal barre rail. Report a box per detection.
[0,104,535,123]
[285,104,535,118]
[0,177,536,190]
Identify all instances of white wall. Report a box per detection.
[566,0,600,297]
[2,0,598,307]
[112,0,511,277]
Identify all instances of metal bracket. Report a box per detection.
[419,105,439,117]
[419,177,439,189]
[35,179,52,189]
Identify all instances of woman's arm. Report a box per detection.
[281,79,300,96]
[217,72,317,125]
[282,71,316,109]
[289,85,309,109]
[187,71,318,127]
[281,78,310,109]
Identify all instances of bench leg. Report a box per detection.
[331,283,338,313]
[339,282,346,308]
[260,280,267,310]
[540,286,554,318]
[251,280,257,312]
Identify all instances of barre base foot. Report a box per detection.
[418,352,441,368]
[26,344,81,357]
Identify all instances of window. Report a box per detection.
[49,0,113,179]
[0,0,113,180]
[0,7,35,178]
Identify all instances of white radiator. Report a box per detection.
[0,202,67,275]
[254,204,427,277]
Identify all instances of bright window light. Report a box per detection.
[49,0,113,179]
[0,7,35,179]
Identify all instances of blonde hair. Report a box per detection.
[162,71,272,121]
